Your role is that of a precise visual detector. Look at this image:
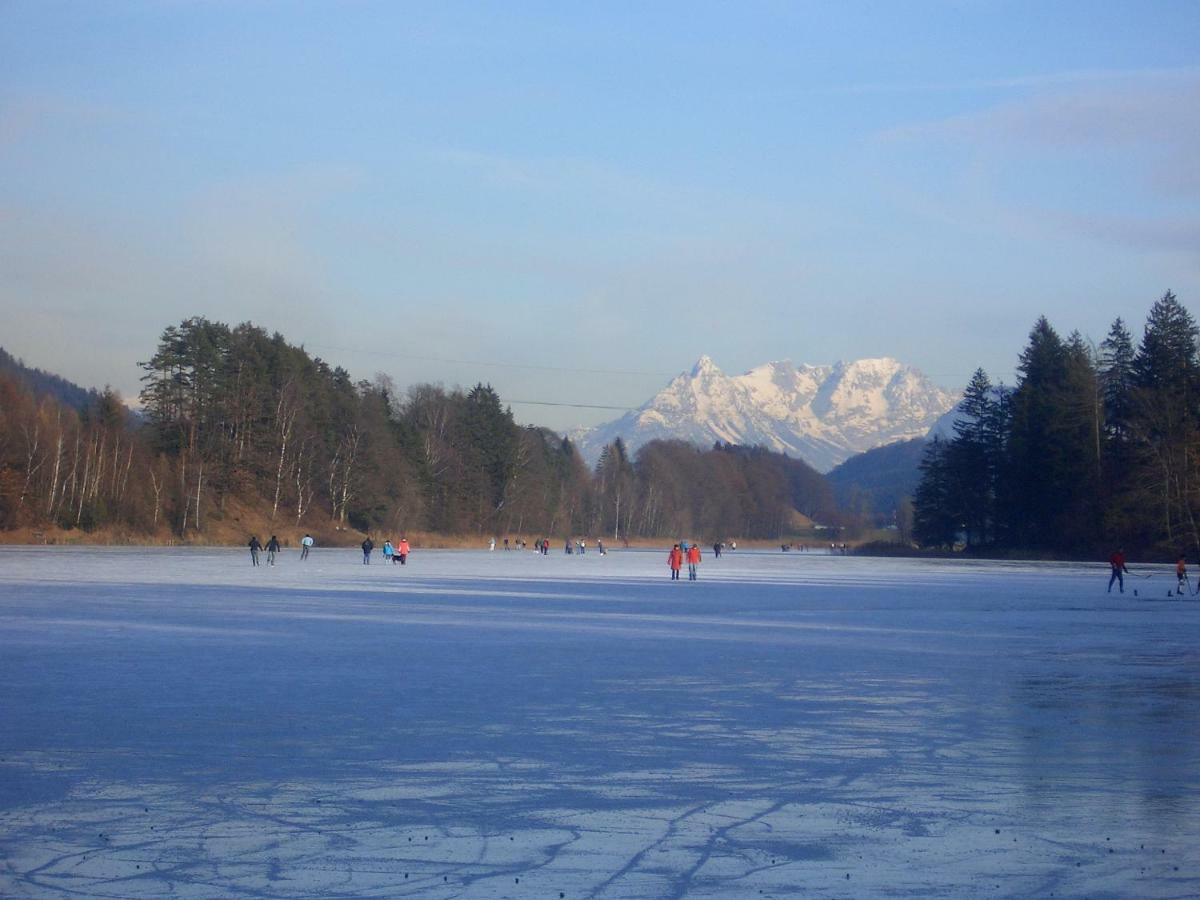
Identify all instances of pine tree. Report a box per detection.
[1128,291,1200,552]
[913,438,958,549]
[464,384,518,529]
[947,369,997,547]
[1133,291,1199,397]
[1099,318,1136,442]
[1000,317,1093,550]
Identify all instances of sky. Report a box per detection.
[2,1,1198,430]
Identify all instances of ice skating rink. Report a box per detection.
[1,545,1197,898]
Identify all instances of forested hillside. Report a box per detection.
[0,347,100,413]
[0,318,843,543]
[827,438,926,528]
[913,291,1199,557]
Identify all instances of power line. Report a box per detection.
[504,399,639,411]
[305,342,675,379]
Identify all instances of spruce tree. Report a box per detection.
[913,438,959,549]
[1129,292,1200,552]
[1099,318,1136,441]
[1002,317,1077,549]
[947,369,997,547]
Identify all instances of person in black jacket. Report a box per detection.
[248,536,262,566]
[362,537,374,564]
[266,535,281,566]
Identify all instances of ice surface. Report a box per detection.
[1,545,1197,898]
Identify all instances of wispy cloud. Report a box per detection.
[873,68,1200,259]
[882,70,1200,150]
[823,65,1200,97]
[1046,211,1200,256]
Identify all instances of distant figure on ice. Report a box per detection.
[489,537,496,551]
[396,537,409,565]
[668,544,683,581]
[383,540,395,564]
[713,542,722,558]
[1176,555,1189,596]
[248,535,262,566]
[362,537,374,564]
[266,535,280,566]
[597,539,605,556]
[564,539,573,555]
[686,543,701,581]
[301,534,313,560]
[1108,548,1129,593]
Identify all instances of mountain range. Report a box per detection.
[572,356,961,472]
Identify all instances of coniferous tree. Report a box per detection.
[1099,318,1136,442]
[1128,291,1200,552]
[946,369,997,547]
[913,438,958,548]
[1000,317,1091,550]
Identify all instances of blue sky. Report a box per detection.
[2,1,1197,428]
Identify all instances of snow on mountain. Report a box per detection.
[573,356,960,472]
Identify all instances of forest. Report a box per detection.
[913,291,1200,558]
[10,293,1192,556]
[0,317,839,545]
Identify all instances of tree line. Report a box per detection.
[0,317,841,542]
[913,291,1199,557]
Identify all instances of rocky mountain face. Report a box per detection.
[573,356,960,472]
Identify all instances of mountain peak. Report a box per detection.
[574,355,961,472]
[689,355,722,377]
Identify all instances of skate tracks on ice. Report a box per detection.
[1,546,1197,897]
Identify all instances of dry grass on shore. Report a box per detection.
[0,524,821,552]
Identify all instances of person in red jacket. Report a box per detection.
[668,544,683,581]
[1108,549,1129,593]
[686,543,701,581]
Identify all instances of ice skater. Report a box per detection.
[1176,555,1190,596]
[668,544,683,581]
[687,543,701,580]
[396,537,409,565]
[362,537,374,564]
[1108,548,1129,593]
[301,533,313,560]
[266,535,280,566]
[248,535,262,566]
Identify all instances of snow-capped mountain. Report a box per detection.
[573,356,960,472]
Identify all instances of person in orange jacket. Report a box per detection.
[396,537,410,566]
[1107,548,1129,593]
[686,543,701,581]
[668,544,683,581]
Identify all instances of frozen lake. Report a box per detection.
[1,545,1197,898]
